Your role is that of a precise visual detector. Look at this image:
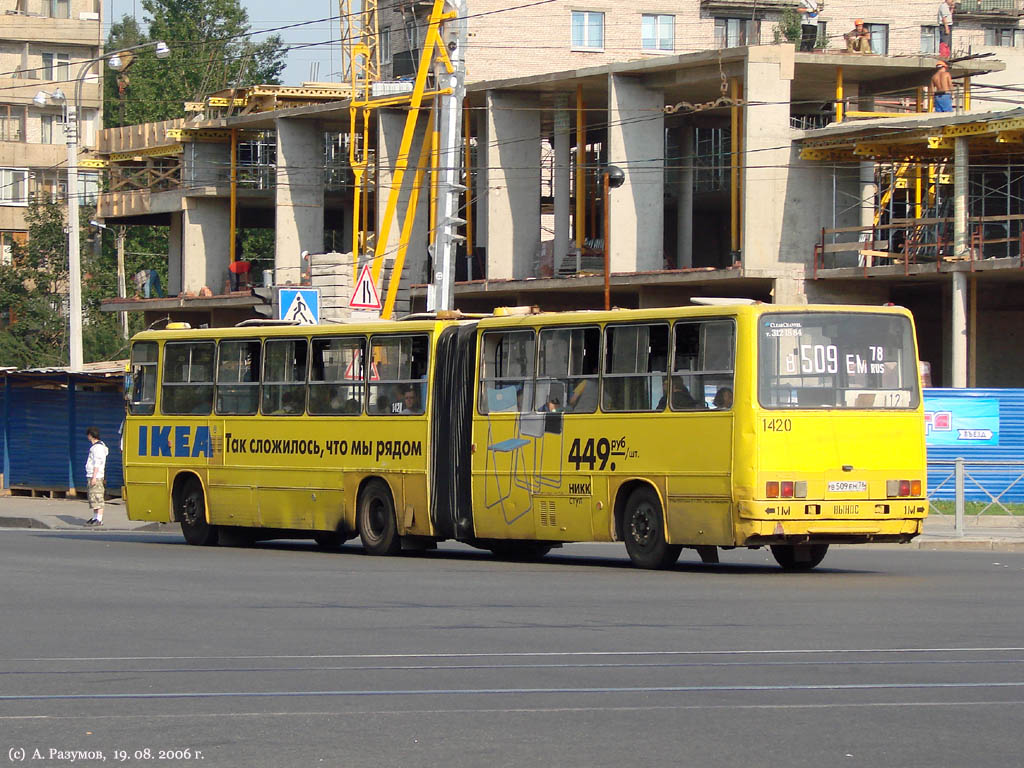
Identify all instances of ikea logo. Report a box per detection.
[138,425,212,458]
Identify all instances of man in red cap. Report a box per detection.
[931,61,954,112]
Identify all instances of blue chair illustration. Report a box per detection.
[483,385,532,523]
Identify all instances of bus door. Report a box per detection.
[530,326,602,542]
[472,328,539,541]
[255,337,313,529]
[209,339,261,527]
[662,320,736,546]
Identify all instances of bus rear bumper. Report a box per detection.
[736,503,925,545]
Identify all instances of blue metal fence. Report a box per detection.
[1,374,124,493]
[925,388,1024,504]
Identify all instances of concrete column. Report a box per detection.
[276,118,325,285]
[181,198,230,293]
[952,271,968,387]
[183,140,230,187]
[476,109,488,263]
[741,46,795,272]
[677,124,694,269]
[859,161,876,266]
[553,95,571,272]
[607,74,664,272]
[376,109,430,283]
[167,210,183,295]
[485,90,540,280]
[954,136,968,258]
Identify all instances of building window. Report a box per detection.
[571,10,605,51]
[40,113,66,145]
[865,23,888,54]
[921,25,939,54]
[0,169,29,206]
[41,53,70,82]
[380,27,391,64]
[641,14,674,51]
[714,17,760,48]
[405,18,419,54]
[985,28,1024,46]
[0,105,26,142]
[44,0,70,18]
[78,173,99,205]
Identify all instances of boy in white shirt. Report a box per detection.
[84,426,108,526]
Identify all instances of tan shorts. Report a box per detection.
[87,480,105,509]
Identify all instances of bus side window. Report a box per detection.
[602,324,668,412]
[262,338,308,416]
[161,341,215,415]
[309,336,365,415]
[672,319,736,410]
[128,341,158,416]
[368,334,429,415]
[478,329,535,414]
[537,326,599,413]
[216,340,261,415]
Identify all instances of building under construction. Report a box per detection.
[94,31,1024,388]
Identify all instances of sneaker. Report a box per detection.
[85,518,101,526]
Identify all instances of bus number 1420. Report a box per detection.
[763,418,792,432]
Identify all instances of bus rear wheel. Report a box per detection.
[177,478,218,547]
[358,480,401,555]
[623,486,681,570]
[770,543,829,570]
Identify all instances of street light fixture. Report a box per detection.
[64,40,170,370]
[601,165,625,311]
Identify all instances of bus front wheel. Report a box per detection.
[358,480,401,555]
[770,543,829,570]
[623,486,681,570]
[177,479,218,547]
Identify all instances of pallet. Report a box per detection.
[9,487,84,500]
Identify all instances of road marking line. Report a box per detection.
[6,647,1024,663]
[3,681,1024,702]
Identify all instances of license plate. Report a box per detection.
[829,480,867,493]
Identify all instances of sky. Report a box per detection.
[103,0,342,86]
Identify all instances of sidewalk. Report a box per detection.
[0,495,1021,550]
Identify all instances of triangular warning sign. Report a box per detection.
[350,264,382,310]
[341,351,381,381]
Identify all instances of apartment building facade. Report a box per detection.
[0,0,103,260]
[379,0,1024,83]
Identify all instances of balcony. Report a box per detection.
[955,0,1023,19]
[1,11,102,46]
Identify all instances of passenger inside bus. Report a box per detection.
[713,387,733,409]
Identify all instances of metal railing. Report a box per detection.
[928,458,1024,535]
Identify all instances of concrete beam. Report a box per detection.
[275,117,325,285]
[376,109,431,284]
[485,90,541,280]
[607,74,664,272]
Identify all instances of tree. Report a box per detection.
[104,0,287,128]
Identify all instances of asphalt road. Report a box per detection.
[1,530,1023,768]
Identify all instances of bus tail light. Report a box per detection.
[766,482,779,498]
[781,481,794,498]
[794,481,808,498]
[887,480,919,498]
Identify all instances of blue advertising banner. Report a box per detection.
[924,396,1000,447]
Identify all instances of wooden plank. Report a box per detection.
[821,240,888,254]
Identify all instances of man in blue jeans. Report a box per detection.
[932,61,954,113]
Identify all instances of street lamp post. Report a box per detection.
[59,41,170,370]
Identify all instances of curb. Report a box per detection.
[0,517,50,530]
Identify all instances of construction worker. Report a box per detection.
[844,19,872,53]
[931,61,954,113]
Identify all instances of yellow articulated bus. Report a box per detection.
[123,303,927,570]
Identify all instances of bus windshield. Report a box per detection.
[758,312,919,409]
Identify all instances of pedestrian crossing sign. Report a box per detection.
[350,264,382,310]
[279,288,320,325]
